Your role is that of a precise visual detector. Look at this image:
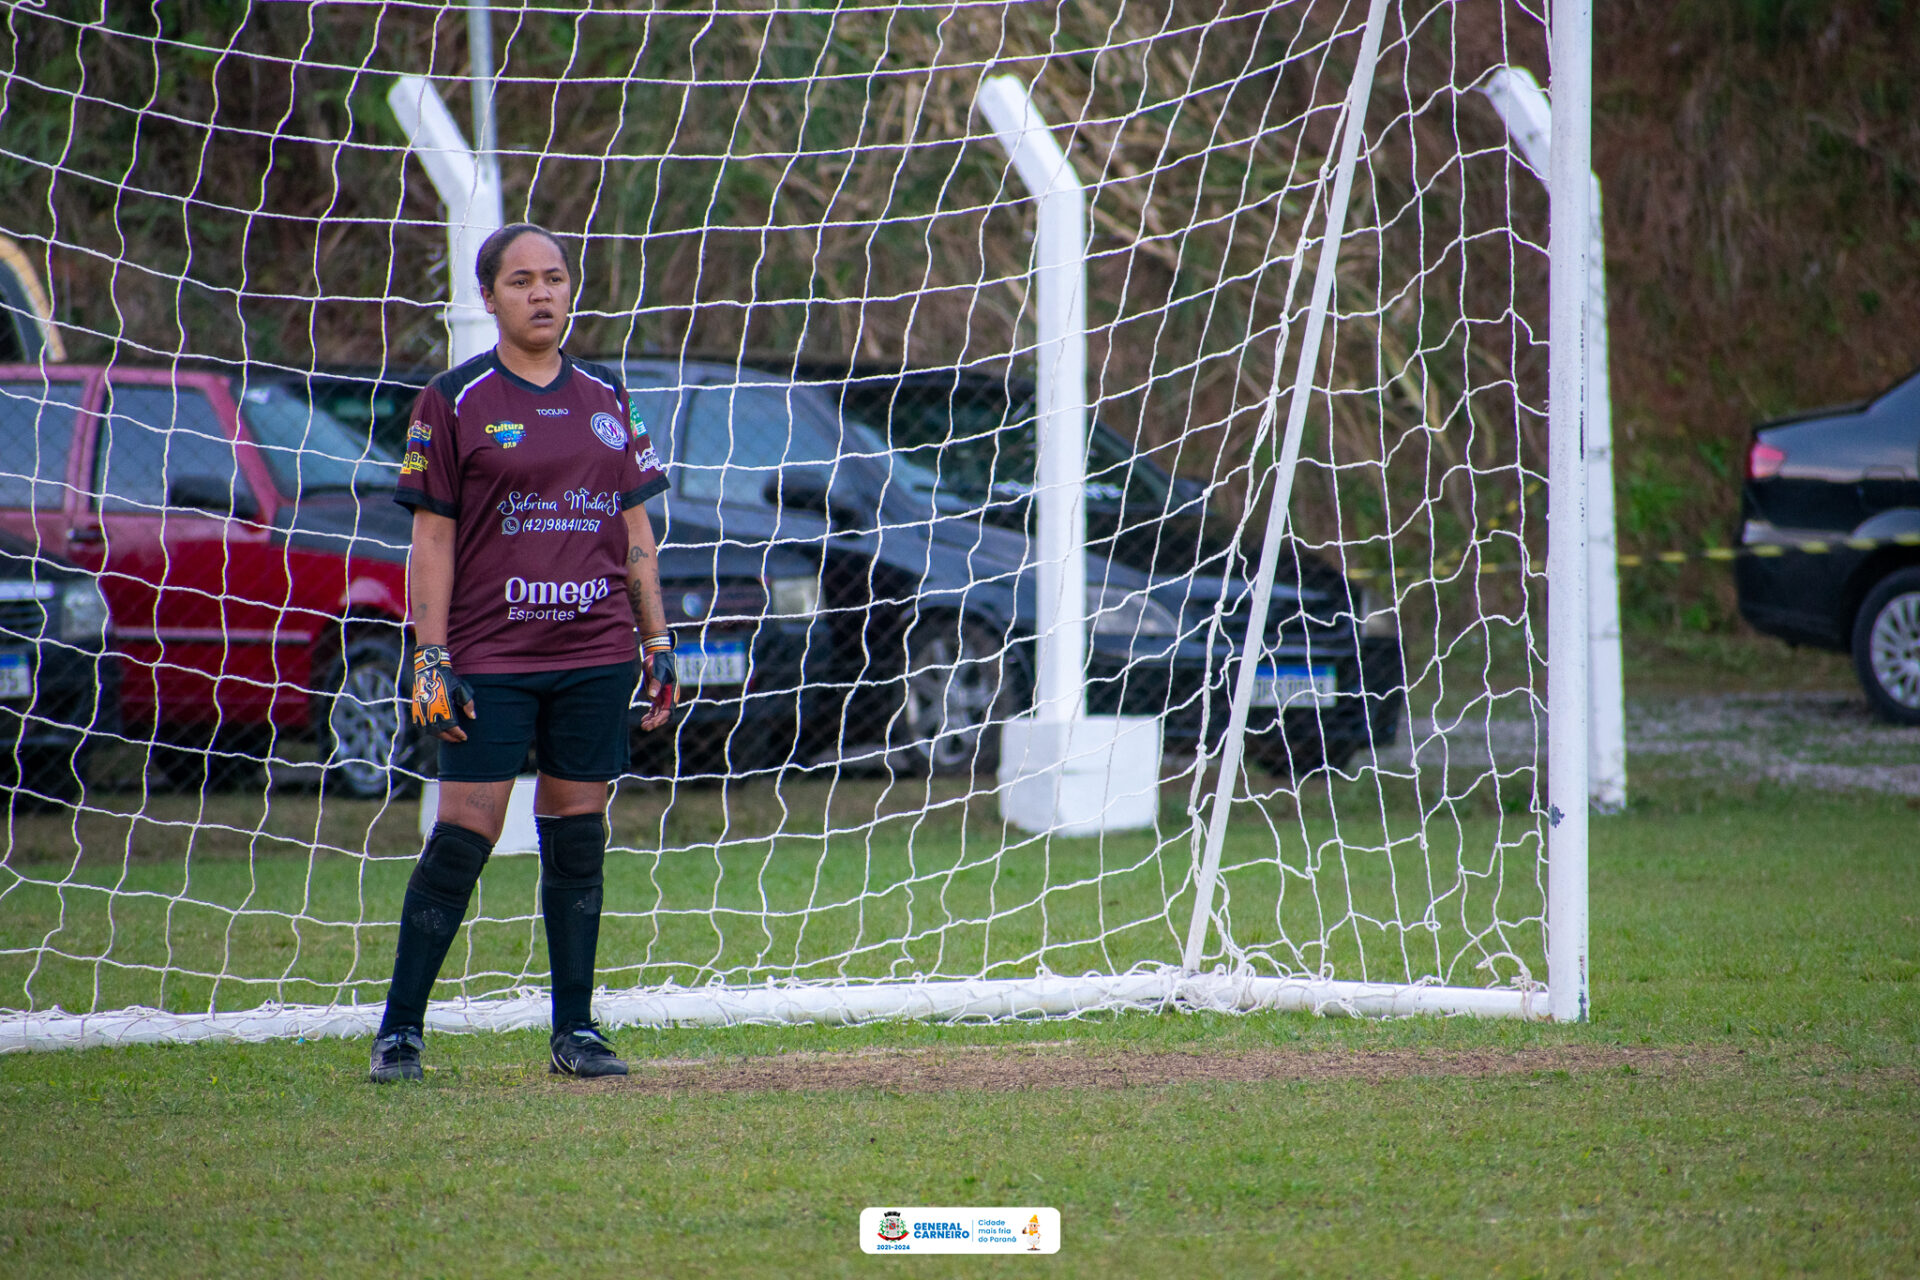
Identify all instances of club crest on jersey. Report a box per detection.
[485,421,526,448]
[590,412,627,449]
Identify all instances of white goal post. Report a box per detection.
[0,0,1593,1051]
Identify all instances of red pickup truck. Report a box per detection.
[0,363,418,796]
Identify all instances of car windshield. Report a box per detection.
[833,381,1168,510]
[238,382,400,497]
[676,378,954,515]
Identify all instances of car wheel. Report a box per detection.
[1852,567,1920,726]
[318,629,428,798]
[894,615,1027,776]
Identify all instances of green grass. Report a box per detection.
[0,771,1915,1276]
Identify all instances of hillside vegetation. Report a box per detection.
[1,1,1915,632]
[1598,0,1920,628]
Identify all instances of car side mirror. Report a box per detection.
[168,475,259,521]
[764,470,866,530]
[764,470,829,513]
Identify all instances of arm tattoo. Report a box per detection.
[626,550,665,636]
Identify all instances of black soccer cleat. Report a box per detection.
[369,1027,425,1083]
[550,1024,629,1078]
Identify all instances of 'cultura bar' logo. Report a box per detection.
[486,421,526,448]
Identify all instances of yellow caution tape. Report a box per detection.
[1342,531,1920,582]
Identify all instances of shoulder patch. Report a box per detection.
[590,412,627,449]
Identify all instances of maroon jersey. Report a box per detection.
[393,351,669,675]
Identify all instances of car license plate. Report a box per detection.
[0,652,30,701]
[677,640,747,688]
[1248,663,1336,709]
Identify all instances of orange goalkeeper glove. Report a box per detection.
[410,644,476,739]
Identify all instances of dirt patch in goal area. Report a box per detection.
[527,1042,1730,1097]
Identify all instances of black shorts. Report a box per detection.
[436,660,637,783]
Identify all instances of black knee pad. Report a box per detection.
[537,813,606,891]
[413,822,495,906]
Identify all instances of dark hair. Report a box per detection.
[475,222,569,294]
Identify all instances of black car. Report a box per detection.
[1736,366,1920,723]
[277,366,831,776]
[0,530,117,805]
[626,358,1404,775]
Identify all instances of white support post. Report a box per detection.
[386,74,504,364]
[974,75,1088,729]
[466,0,500,166]
[1180,0,1392,975]
[1544,3,1594,1023]
[1480,65,1626,814]
[976,74,1161,836]
[1582,183,1627,813]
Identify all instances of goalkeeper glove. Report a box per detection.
[410,644,476,738]
[640,633,677,725]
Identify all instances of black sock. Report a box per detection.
[537,812,607,1036]
[378,823,494,1037]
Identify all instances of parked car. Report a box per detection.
[622,357,1405,775]
[0,528,117,805]
[1736,366,1920,723]
[0,363,827,795]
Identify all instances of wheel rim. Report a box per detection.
[328,660,402,791]
[1868,590,1920,711]
[902,627,1002,771]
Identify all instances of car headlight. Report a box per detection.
[1359,586,1398,638]
[769,574,821,619]
[1088,583,1178,637]
[59,579,111,644]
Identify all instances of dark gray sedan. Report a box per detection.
[1737,367,1920,723]
[0,530,117,805]
[626,359,1405,776]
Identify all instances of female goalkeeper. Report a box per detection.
[371,222,676,1082]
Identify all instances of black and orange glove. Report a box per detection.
[639,633,677,726]
[410,644,476,737]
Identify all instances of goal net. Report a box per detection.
[0,0,1585,1051]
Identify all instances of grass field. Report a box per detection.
[1,752,1915,1276]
